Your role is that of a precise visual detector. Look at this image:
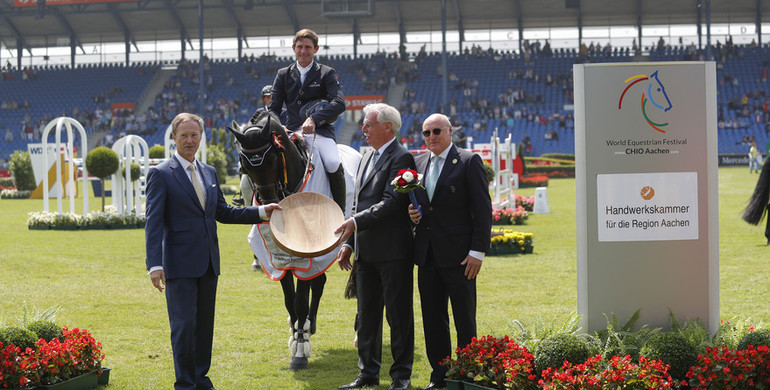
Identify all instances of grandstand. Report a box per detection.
[2,42,769,167]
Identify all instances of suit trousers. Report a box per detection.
[356,259,414,381]
[418,249,477,383]
[166,263,218,390]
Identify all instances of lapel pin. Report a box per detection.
[452,158,458,164]
[450,185,456,193]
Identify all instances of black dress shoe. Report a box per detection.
[339,375,379,389]
[389,378,410,390]
[420,381,446,390]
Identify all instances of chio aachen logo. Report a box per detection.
[618,71,673,133]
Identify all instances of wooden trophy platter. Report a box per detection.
[269,192,345,258]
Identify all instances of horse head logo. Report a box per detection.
[618,70,673,133]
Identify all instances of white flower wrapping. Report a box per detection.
[390,171,423,187]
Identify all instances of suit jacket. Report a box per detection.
[412,145,492,268]
[269,60,345,140]
[145,155,262,279]
[346,140,415,262]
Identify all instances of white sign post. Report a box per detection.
[575,62,719,333]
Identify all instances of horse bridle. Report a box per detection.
[238,129,314,203]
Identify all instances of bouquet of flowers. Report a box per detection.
[391,169,424,215]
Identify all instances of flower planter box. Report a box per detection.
[37,371,98,390]
[446,379,464,390]
[463,382,495,390]
[28,225,52,230]
[96,367,111,386]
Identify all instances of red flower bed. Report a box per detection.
[0,327,104,388]
[539,354,676,389]
[687,345,770,389]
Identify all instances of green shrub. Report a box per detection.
[85,146,119,179]
[26,320,62,342]
[9,150,36,191]
[207,144,228,184]
[640,331,698,380]
[0,177,14,187]
[594,310,658,361]
[86,146,120,211]
[737,328,770,350]
[0,326,38,351]
[149,145,165,159]
[120,163,142,182]
[534,333,593,374]
[482,160,495,183]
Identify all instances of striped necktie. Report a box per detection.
[188,164,206,210]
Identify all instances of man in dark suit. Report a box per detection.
[145,113,280,390]
[269,28,347,211]
[408,113,492,390]
[335,103,415,390]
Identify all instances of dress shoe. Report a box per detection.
[389,378,410,390]
[338,374,379,389]
[420,381,446,390]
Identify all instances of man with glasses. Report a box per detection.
[408,113,492,390]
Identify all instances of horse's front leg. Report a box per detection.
[279,275,296,328]
[308,273,326,334]
[289,278,314,370]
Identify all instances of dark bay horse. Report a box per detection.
[228,111,358,370]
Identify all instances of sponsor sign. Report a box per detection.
[597,172,698,242]
[344,95,384,110]
[575,62,718,333]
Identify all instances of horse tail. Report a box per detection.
[743,156,770,225]
[343,261,357,299]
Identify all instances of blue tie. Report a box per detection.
[426,155,441,201]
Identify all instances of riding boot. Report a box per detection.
[327,164,346,212]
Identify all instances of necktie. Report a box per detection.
[188,163,206,210]
[426,155,441,201]
[365,150,379,179]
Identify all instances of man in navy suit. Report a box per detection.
[269,28,347,211]
[145,113,280,390]
[335,103,415,390]
[408,113,492,390]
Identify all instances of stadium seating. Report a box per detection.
[2,44,769,165]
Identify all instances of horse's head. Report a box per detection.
[228,111,295,204]
[645,70,672,112]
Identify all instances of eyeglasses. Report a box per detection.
[422,128,444,137]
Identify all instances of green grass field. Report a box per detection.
[1,166,768,389]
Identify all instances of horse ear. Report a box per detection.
[227,121,247,144]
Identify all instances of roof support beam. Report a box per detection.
[164,0,193,58]
[220,0,248,60]
[757,0,763,46]
[283,1,300,34]
[352,19,361,58]
[453,0,464,53]
[108,3,138,65]
[0,13,27,68]
[515,0,523,52]
[636,0,642,52]
[47,7,84,66]
[394,2,405,45]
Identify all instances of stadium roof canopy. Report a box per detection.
[0,0,765,53]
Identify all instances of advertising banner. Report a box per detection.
[344,95,385,110]
[575,62,718,332]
